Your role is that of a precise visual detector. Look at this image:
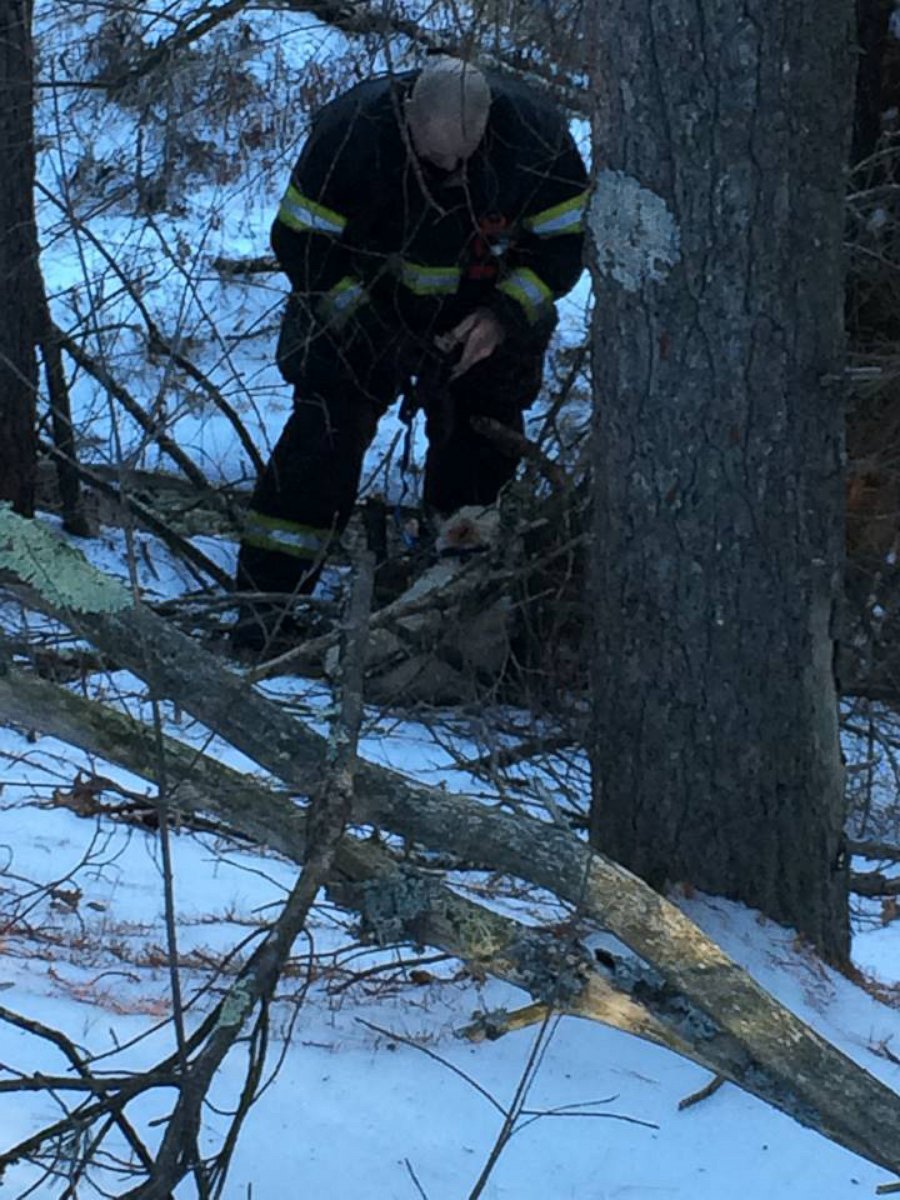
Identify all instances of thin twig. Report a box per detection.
[40,440,233,592]
[355,1019,507,1118]
[404,1157,430,1200]
[51,322,212,493]
[467,1014,559,1200]
[678,1074,726,1111]
[120,552,375,1198]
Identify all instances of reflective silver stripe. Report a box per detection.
[319,276,367,321]
[524,190,588,238]
[497,267,554,324]
[397,259,461,296]
[277,183,347,235]
[242,511,331,560]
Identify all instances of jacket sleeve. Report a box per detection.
[492,115,589,336]
[270,95,371,328]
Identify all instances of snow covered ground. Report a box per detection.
[2,724,899,1198]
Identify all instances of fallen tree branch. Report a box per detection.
[2,648,900,1180]
[0,656,814,1092]
[851,870,900,897]
[1,507,899,1178]
[848,839,900,861]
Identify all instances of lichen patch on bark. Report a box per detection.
[588,169,681,292]
[0,505,132,613]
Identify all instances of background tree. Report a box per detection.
[0,0,40,515]
[587,0,855,964]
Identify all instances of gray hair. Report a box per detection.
[406,57,491,169]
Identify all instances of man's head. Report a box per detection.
[406,57,491,172]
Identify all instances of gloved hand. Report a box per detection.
[434,308,506,379]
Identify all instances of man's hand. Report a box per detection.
[435,308,506,378]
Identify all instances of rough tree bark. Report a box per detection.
[587,1,854,962]
[0,0,40,515]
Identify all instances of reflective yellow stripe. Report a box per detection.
[319,276,368,323]
[497,267,554,324]
[524,190,588,238]
[241,511,332,560]
[396,259,461,296]
[277,183,347,235]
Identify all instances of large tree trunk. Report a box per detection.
[587,1,854,963]
[0,0,40,515]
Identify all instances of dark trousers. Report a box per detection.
[236,327,550,599]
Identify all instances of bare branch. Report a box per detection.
[851,871,900,897]
[39,441,233,592]
[116,554,375,1197]
[52,321,212,493]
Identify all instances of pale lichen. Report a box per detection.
[588,169,681,292]
[216,978,254,1030]
[0,505,132,614]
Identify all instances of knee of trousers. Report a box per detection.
[236,537,322,596]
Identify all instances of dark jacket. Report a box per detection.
[271,68,588,367]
